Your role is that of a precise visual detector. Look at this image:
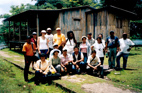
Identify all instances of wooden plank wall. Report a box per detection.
[95,10,130,40]
[59,8,91,42]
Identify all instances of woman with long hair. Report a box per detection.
[64,31,77,55]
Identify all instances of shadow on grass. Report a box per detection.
[129,53,141,56]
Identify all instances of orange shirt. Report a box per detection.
[53,33,66,46]
[22,42,36,56]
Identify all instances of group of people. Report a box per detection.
[22,27,134,85]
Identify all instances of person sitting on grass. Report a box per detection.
[34,53,57,85]
[71,46,86,74]
[49,43,61,58]
[87,50,104,78]
[60,48,74,75]
[49,50,61,73]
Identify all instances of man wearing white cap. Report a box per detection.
[53,27,66,52]
[45,28,54,57]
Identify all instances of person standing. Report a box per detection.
[97,33,105,46]
[64,31,77,55]
[37,30,49,59]
[53,27,66,52]
[79,36,91,64]
[31,32,39,69]
[22,36,36,82]
[116,33,134,69]
[87,32,95,46]
[91,37,105,65]
[105,31,120,69]
[45,28,54,57]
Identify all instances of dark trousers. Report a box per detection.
[100,57,104,65]
[24,56,34,81]
[35,71,49,85]
[59,46,63,53]
[116,52,129,69]
[87,66,103,76]
[76,62,86,73]
[40,49,48,59]
[83,53,88,64]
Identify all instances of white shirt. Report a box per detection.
[92,42,105,57]
[71,52,84,61]
[45,34,53,49]
[39,37,48,50]
[64,39,76,55]
[119,38,134,54]
[95,39,105,47]
[87,55,101,68]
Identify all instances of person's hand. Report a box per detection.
[93,66,97,70]
[39,69,42,73]
[91,46,94,50]
[38,51,41,54]
[117,48,121,52]
[76,65,79,69]
[42,72,46,75]
[127,48,131,51]
[73,62,76,65]
[46,51,49,54]
[64,67,67,72]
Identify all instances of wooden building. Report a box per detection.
[4,5,136,44]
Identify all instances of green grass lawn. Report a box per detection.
[0,58,66,93]
[106,47,142,91]
[0,47,142,92]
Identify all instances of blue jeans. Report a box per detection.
[116,52,129,69]
[40,49,48,59]
[83,53,87,64]
[108,48,117,68]
[76,61,86,73]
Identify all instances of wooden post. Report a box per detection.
[8,21,10,49]
[27,19,29,36]
[36,14,39,36]
[19,21,21,41]
[13,21,15,41]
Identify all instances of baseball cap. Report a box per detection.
[32,32,37,35]
[47,28,51,31]
[53,43,58,47]
[56,27,61,31]
[82,36,87,39]
[41,30,46,33]
[63,48,67,51]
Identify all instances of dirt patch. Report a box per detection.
[81,83,134,93]
[0,51,11,58]
[62,75,85,83]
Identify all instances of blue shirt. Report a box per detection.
[106,36,119,48]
